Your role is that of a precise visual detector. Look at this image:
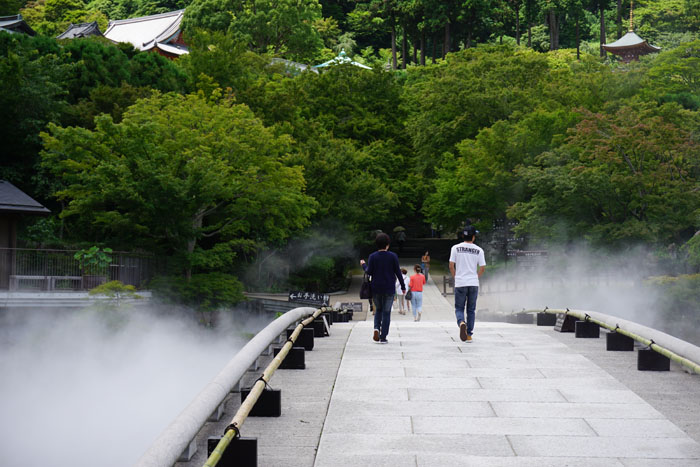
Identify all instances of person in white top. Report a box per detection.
[449,225,486,342]
[395,268,409,315]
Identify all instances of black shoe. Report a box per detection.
[459,322,467,342]
[379,338,388,344]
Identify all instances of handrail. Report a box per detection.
[203,308,324,467]
[133,306,318,467]
[526,308,700,375]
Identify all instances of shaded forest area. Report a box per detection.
[1,0,699,314]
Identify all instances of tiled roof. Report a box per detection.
[0,14,36,36]
[0,181,50,215]
[603,31,661,53]
[103,10,187,54]
[56,21,103,39]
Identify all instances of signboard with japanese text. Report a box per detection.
[288,291,330,306]
[338,302,363,313]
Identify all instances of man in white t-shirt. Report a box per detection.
[449,226,486,342]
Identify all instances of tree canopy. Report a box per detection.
[3,0,700,296]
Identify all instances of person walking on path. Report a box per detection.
[361,233,405,343]
[409,264,426,321]
[396,230,407,254]
[449,226,486,342]
[395,268,409,315]
[421,250,431,281]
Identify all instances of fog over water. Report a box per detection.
[0,305,270,467]
[478,246,700,346]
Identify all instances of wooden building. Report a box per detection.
[57,21,103,39]
[103,10,188,59]
[603,30,661,62]
[0,14,36,35]
[0,181,50,289]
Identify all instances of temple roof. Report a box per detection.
[0,181,50,215]
[313,49,372,70]
[56,21,103,39]
[603,30,661,54]
[0,14,36,36]
[103,10,187,55]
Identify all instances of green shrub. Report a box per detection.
[150,272,245,312]
[646,274,700,343]
[287,256,335,293]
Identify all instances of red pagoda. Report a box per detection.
[603,2,660,62]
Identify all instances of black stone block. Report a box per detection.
[575,320,600,338]
[606,331,634,351]
[240,388,281,417]
[312,319,326,337]
[638,348,670,371]
[537,313,557,326]
[208,437,257,467]
[274,346,306,369]
[321,311,333,325]
[516,313,533,324]
[553,314,577,332]
[287,327,314,351]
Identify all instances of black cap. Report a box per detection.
[463,226,479,236]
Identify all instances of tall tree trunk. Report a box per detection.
[548,10,558,50]
[391,21,397,69]
[412,37,418,64]
[616,0,622,38]
[443,21,450,57]
[527,23,532,47]
[401,27,407,69]
[420,30,425,65]
[432,35,437,63]
[599,4,607,57]
[186,213,204,280]
[576,15,580,59]
[515,3,521,45]
[467,30,472,48]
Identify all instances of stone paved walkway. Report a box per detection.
[178,263,700,467]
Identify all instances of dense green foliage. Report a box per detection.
[2,0,699,311]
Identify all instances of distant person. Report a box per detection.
[409,264,426,321]
[449,226,486,343]
[396,230,407,254]
[421,250,431,281]
[395,268,409,315]
[361,233,405,344]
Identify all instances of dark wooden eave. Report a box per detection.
[0,180,50,216]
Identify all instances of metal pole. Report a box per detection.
[133,307,318,467]
[527,308,700,375]
[203,309,322,467]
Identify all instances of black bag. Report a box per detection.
[360,273,372,299]
[405,288,413,301]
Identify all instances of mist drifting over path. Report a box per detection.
[479,245,700,346]
[0,305,269,467]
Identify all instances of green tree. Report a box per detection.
[40,92,317,274]
[294,64,405,144]
[289,131,400,232]
[423,108,578,232]
[183,0,324,62]
[404,46,553,177]
[510,104,700,245]
[645,40,700,109]
[0,33,69,193]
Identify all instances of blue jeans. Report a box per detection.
[421,263,429,280]
[410,291,423,318]
[455,286,479,335]
[373,293,394,339]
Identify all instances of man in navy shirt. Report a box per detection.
[361,233,405,344]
